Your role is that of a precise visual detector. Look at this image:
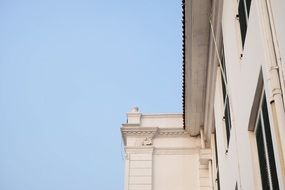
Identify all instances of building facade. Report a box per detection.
[121,0,285,189]
[121,108,212,190]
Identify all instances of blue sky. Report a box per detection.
[0,0,182,189]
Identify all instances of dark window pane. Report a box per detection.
[246,0,252,18]
[221,49,231,145]
[221,73,227,102]
[225,97,231,145]
[238,0,247,47]
[256,119,270,190]
[217,171,220,190]
[221,53,227,102]
[215,134,219,167]
[220,50,231,145]
[262,96,280,190]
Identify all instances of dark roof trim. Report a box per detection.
[182,0,186,130]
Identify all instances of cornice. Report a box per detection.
[203,0,224,146]
[121,127,190,137]
[157,128,190,137]
[121,127,158,136]
[183,0,212,136]
[121,127,191,145]
[121,127,158,145]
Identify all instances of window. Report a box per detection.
[237,0,252,47]
[214,134,221,190]
[220,48,231,146]
[255,93,279,190]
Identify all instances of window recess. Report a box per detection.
[237,0,252,48]
[214,134,221,190]
[220,48,232,146]
[255,93,279,190]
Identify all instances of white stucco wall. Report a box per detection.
[153,154,199,190]
[215,0,285,189]
[121,110,212,190]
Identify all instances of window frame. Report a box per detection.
[236,0,252,49]
[220,48,232,147]
[253,91,280,190]
[214,134,221,190]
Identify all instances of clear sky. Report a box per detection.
[0,0,182,189]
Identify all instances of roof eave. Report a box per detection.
[182,0,212,136]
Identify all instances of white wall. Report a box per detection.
[122,113,210,190]
[215,0,285,189]
[153,154,199,190]
[216,0,284,189]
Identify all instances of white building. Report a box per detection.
[121,0,285,189]
[121,108,212,190]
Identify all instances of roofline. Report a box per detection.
[182,0,212,136]
[182,0,186,130]
[182,0,223,143]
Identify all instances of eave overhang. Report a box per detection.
[183,0,212,136]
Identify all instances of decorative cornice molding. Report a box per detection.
[122,123,140,127]
[121,127,158,136]
[121,127,191,145]
[157,128,190,137]
[121,127,158,146]
[122,127,189,137]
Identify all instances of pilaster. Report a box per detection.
[125,147,154,190]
